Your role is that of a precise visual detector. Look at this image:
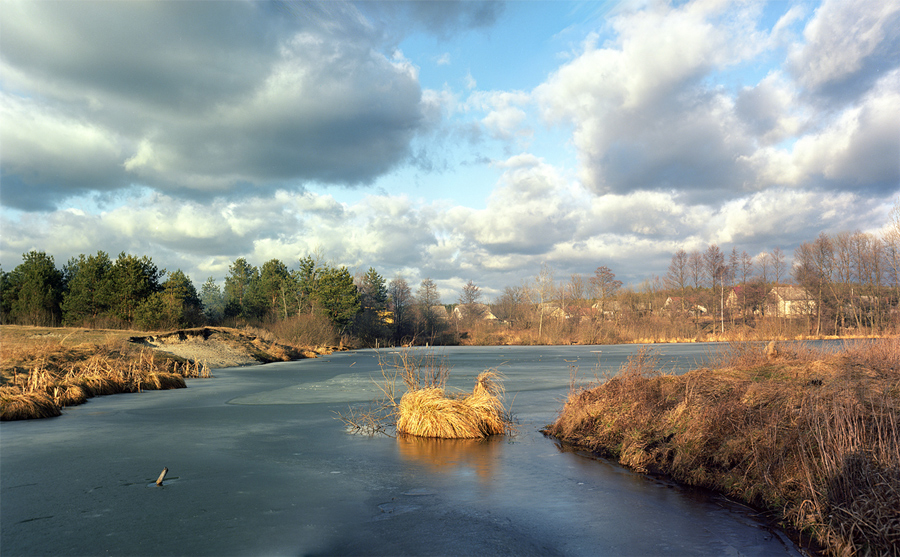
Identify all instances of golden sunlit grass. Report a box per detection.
[339,350,514,439]
[544,339,900,556]
[396,371,508,438]
[1,326,210,421]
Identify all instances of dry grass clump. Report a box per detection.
[545,339,900,556]
[339,350,513,439]
[0,387,62,420]
[1,333,208,420]
[396,371,508,438]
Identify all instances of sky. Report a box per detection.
[2,0,899,302]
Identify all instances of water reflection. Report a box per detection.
[396,433,505,483]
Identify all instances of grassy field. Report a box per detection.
[544,338,900,555]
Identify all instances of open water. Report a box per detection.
[1,344,805,556]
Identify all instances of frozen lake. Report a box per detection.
[1,344,803,556]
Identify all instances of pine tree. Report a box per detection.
[200,277,225,323]
[62,251,115,326]
[6,251,65,326]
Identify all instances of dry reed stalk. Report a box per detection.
[1,331,211,420]
[54,383,89,407]
[0,387,62,420]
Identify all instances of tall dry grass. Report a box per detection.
[1,335,210,420]
[257,314,339,350]
[545,339,900,556]
[338,350,514,439]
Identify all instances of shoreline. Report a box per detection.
[543,339,899,556]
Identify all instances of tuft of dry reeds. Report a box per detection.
[395,371,508,438]
[545,338,900,556]
[0,387,62,420]
[338,350,514,439]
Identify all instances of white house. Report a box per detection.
[768,286,816,317]
[451,303,497,321]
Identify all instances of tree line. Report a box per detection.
[0,251,458,346]
[2,206,898,344]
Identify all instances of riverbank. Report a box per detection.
[453,318,891,347]
[543,338,900,556]
[0,325,335,420]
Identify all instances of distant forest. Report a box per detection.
[2,226,898,346]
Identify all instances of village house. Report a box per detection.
[429,305,450,322]
[537,302,568,320]
[451,303,498,322]
[664,296,706,316]
[767,286,816,318]
[725,285,763,316]
[591,300,622,319]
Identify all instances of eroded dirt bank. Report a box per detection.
[127,326,334,369]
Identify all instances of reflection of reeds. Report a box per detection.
[338,350,513,439]
[396,434,503,481]
[1,337,204,421]
[545,339,900,556]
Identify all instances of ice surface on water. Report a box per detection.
[0,343,808,557]
[228,372,385,405]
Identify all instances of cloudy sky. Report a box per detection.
[2,0,899,301]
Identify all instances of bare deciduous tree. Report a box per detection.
[591,266,622,310]
[704,244,727,333]
[528,263,555,342]
[459,280,482,306]
[666,249,689,310]
[688,250,705,289]
[388,276,412,341]
[771,247,785,286]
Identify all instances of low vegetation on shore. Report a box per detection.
[544,339,900,555]
[0,331,200,421]
[0,325,329,421]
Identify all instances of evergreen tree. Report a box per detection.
[354,267,389,344]
[164,270,203,325]
[110,252,165,324]
[315,266,360,334]
[62,251,115,326]
[295,255,321,314]
[6,251,65,326]
[358,267,388,311]
[224,257,261,320]
[200,277,225,323]
[0,266,12,324]
[134,270,203,330]
[258,259,292,320]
